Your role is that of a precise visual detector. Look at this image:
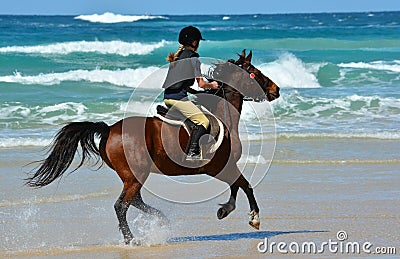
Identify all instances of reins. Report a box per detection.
[220,86,234,134]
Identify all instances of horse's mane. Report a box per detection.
[204,60,264,101]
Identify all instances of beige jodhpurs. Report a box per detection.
[164,99,210,129]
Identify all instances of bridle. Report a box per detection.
[236,62,270,102]
[204,59,272,132]
[207,58,268,96]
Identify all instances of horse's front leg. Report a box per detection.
[235,174,260,230]
[217,185,238,219]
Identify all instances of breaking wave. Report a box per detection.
[338,60,400,73]
[259,52,323,88]
[0,40,168,56]
[0,67,161,87]
[74,12,168,23]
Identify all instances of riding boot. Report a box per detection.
[186,124,207,160]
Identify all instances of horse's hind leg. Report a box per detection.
[114,178,142,244]
[114,191,133,244]
[217,185,238,219]
[131,192,169,225]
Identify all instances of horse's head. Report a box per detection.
[231,49,280,102]
[201,51,280,111]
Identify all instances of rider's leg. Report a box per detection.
[164,99,209,159]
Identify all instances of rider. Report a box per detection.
[162,26,219,160]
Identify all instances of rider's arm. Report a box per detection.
[191,57,218,89]
[196,77,219,89]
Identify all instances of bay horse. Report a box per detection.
[26,50,280,244]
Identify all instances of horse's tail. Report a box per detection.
[25,121,110,188]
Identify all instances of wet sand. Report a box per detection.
[1,139,399,258]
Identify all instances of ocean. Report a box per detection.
[1,12,400,257]
[0,11,399,147]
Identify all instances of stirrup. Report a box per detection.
[185,148,210,162]
[186,154,201,161]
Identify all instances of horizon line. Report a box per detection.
[0,10,399,16]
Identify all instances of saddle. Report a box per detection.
[156,105,197,133]
[154,105,224,155]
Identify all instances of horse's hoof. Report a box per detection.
[123,234,140,246]
[126,238,141,246]
[249,220,260,230]
[131,239,142,246]
[217,207,229,219]
[217,203,235,219]
[248,210,260,230]
[124,237,133,245]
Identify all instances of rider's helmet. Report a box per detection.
[178,26,205,46]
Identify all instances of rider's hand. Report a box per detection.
[197,77,219,89]
[210,81,219,89]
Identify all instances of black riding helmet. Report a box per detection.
[178,26,205,47]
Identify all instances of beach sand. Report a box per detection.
[0,138,399,258]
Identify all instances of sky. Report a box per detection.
[1,0,399,15]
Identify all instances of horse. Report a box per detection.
[25,49,280,245]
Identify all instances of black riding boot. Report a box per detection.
[186,124,207,160]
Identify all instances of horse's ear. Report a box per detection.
[246,50,252,62]
[241,49,246,57]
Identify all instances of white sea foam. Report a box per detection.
[277,132,400,140]
[0,40,168,56]
[0,191,115,207]
[1,131,399,149]
[0,101,124,131]
[259,52,323,88]
[338,60,400,73]
[222,16,230,20]
[271,92,400,135]
[74,12,168,23]
[0,137,52,148]
[240,101,275,123]
[273,92,400,120]
[39,102,87,114]
[0,67,162,87]
[238,155,268,164]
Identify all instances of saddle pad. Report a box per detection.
[154,105,224,154]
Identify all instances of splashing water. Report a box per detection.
[127,212,171,246]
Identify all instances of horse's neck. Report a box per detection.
[215,92,243,134]
[214,91,243,161]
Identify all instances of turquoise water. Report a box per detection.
[0,12,399,146]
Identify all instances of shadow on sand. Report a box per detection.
[168,230,327,243]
